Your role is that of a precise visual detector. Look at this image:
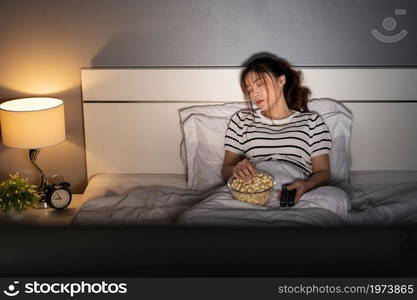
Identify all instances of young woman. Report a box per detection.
[221,54,342,209]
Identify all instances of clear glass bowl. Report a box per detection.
[227,171,276,205]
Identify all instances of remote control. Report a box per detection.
[280,183,296,207]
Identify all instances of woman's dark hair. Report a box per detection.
[240,53,310,112]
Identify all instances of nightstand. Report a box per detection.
[0,194,86,226]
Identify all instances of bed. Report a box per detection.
[73,67,417,227]
[4,67,416,278]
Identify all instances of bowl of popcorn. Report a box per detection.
[227,171,275,205]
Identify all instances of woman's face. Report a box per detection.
[244,71,285,111]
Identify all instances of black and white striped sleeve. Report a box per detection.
[224,112,245,156]
[309,113,332,157]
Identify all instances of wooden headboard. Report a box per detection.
[81,68,417,180]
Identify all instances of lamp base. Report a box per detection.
[34,195,49,209]
[29,149,50,209]
[34,197,49,209]
[29,149,47,193]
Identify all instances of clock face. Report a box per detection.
[51,189,71,209]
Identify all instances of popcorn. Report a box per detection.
[228,172,274,205]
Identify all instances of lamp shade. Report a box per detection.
[0,97,66,149]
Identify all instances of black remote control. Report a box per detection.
[280,183,296,207]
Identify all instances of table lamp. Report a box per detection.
[0,97,66,208]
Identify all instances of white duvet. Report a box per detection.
[71,186,204,225]
[178,161,349,226]
[72,180,417,227]
[72,184,347,226]
[345,181,417,226]
[73,162,364,226]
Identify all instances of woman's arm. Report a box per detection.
[287,153,331,203]
[221,150,256,182]
[305,153,331,190]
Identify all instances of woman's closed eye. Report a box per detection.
[247,84,262,92]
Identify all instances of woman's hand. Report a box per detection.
[233,159,256,181]
[286,180,312,204]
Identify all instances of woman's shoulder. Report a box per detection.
[231,109,257,121]
[295,110,322,122]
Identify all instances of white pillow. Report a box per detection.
[179,102,247,122]
[181,99,352,190]
[319,112,352,184]
[179,102,246,168]
[308,98,351,116]
[179,98,351,120]
[182,114,230,190]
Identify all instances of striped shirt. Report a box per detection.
[224,109,332,176]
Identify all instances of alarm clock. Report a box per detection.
[44,177,72,210]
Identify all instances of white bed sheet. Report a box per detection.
[84,171,417,200]
[343,171,417,225]
[77,171,417,226]
[83,173,187,202]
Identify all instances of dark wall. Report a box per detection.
[0,0,415,193]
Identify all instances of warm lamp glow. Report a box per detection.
[0,46,81,94]
[0,97,66,149]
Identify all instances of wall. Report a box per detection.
[0,0,415,193]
